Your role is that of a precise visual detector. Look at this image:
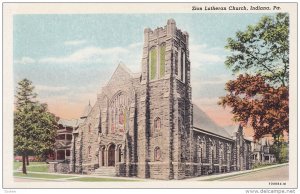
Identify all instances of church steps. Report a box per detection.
[91,167,116,176]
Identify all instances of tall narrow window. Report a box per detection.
[174,51,178,76]
[180,50,184,81]
[88,123,91,133]
[66,150,70,157]
[202,140,206,159]
[212,143,217,159]
[119,111,124,125]
[88,146,91,156]
[154,147,161,161]
[98,112,102,134]
[154,117,161,132]
[160,44,166,77]
[182,50,185,82]
[150,47,157,80]
[119,110,124,132]
[118,146,122,162]
[111,110,115,133]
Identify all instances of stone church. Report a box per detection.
[70,19,252,180]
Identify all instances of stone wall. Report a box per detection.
[48,162,70,173]
[192,130,235,176]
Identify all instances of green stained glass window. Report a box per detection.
[150,48,157,80]
[160,44,166,77]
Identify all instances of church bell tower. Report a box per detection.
[138,19,192,180]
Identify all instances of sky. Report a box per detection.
[13,13,273,136]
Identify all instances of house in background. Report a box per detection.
[52,103,91,161]
[247,136,276,164]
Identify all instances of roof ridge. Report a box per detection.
[192,103,231,139]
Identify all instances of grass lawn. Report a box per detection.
[14,161,48,171]
[14,172,75,179]
[13,162,22,170]
[69,177,141,182]
[200,164,288,181]
[14,172,140,182]
[27,164,49,172]
[253,163,277,169]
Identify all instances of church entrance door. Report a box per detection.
[108,144,115,166]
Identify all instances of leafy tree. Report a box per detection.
[219,74,288,139]
[271,137,288,164]
[14,79,57,174]
[219,13,289,141]
[225,13,289,87]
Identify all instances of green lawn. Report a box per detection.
[200,164,288,181]
[14,172,140,182]
[253,163,277,169]
[14,161,48,171]
[69,177,140,182]
[27,164,49,172]
[14,172,75,179]
[13,162,22,170]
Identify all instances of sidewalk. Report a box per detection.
[14,163,288,182]
[184,163,288,181]
[14,170,149,182]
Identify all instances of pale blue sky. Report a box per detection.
[13,13,272,123]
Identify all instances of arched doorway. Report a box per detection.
[108,144,116,166]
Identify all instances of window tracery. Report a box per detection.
[109,92,129,134]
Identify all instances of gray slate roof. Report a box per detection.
[193,104,231,139]
[58,119,79,128]
[224,125,239,138]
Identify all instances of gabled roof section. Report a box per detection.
[193,104,231,139]
[106,63,134,86]
[224,125,239,138]
[81,101,92,119]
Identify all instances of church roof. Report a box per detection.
[224,125,239,137]
[58,118,79,128]
[193,104,231,139]
[81,101,92,118]
[106,63,135,86]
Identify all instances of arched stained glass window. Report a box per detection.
[119,111,124,125]
[160,44,166,77]
[109,92,129,134]
[154,117,161,132]
[119,110,124,132]
[150,47,157,80]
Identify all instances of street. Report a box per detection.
[221,165,289,181]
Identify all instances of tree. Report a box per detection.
[225,13,289,87]
[14,79,57,174]
[219,74,288,140]
[271,135,288,163]
[219,13,289,140]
